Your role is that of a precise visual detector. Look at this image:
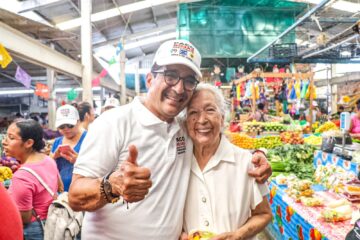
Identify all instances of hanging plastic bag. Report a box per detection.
[245,81,252,98]
[295,80,301,99]
[301,80,309,99]
[289,84,297,100]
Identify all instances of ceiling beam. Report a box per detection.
[305,17,359,23]
[314,72,360,87]
[56,0,178,30]
[93,24,176,49]
[18,0,67,13]
[0,22,83,78]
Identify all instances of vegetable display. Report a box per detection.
[268,144,317,180]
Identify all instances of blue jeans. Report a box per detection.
[23,220,44,240]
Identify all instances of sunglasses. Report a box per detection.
[58,124,75,130]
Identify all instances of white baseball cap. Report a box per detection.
[153,39,202,78]
[55,104,79,128]
[312,101,318,107]
[104,97,120,108]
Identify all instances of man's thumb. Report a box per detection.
[126,145,138,165]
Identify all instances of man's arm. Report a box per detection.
[68,174,106,212]
[69,145,152,212]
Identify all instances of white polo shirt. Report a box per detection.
[183,136,269,239]
[73,97,192,240]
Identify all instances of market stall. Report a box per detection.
[227,107,360,240]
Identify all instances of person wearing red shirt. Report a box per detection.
[0,184,23,240]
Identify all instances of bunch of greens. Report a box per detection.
[268,144,317,180]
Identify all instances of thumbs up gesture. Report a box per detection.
[109,145,152,203]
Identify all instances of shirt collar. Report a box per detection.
[132,97,181,134]
[133,96,169,126]
[191,134,235,175]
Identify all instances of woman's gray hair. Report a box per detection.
[192,83,226,116]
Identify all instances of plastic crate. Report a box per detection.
[269,43,298,58]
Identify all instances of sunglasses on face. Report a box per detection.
[58,124,75,130]
[153,70,199,91]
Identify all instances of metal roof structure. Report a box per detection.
[0,0,359,93]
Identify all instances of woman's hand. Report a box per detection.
[60,148,78,164]
[179,232,188,240]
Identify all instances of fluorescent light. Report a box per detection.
[124,32,176,50]
[0,87,101,95]
[0,89,34,95]
[340,50,351,58]
[56,0,177,30]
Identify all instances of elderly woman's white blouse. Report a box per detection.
[184,135,269,238]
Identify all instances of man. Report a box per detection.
[77,101,95,130]
[305,101,321,123]
[248,102,268,122]
[68,39,271,239]
[101,97,120,113]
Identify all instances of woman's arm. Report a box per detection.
[20,210,33,224]
[235,197,272,239]
[212,197,272,240]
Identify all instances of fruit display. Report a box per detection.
[227,133,255,149]
[243,122,264,133]
[188,231,216,240]
[314,121,338,134]
[280,131,304,144]
[263,122,286,132]
[0,156,20,173]
[0,166,13,182]
[304,135,322,146]
[254,136,282,149]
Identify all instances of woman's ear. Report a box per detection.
[24,139,34,150]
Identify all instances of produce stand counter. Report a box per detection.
[267,150,359,240]
[313,150,359,176]
[267,181,353,240]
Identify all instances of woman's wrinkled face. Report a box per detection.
[1,123,26,159]
[186,90,224,147]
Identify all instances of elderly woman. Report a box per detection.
[2,119,60,240]
[50,104,87,192]
[183,83,272,239]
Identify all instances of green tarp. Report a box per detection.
[177,0,306,58]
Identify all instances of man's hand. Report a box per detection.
[109,145,152,203]
[248,152,272,184]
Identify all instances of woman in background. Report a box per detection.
[2,119,59,240]
[50,104,87,192]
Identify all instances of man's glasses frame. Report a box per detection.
[152,69,199,91]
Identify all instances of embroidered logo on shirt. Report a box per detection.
[176,136,186,155]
